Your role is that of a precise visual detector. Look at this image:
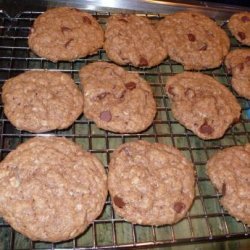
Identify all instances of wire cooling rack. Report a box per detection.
[0,10,250,250]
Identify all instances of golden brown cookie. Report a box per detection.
[2,71,83,133]
[228,12,250,46]
[108,140,195,225]
[79,62,156,133]
[157,11,230,70]
[225,49,250,99]
[166,72,241,140]
[0,137,107,242]
[207,144,250,225]
[104,14,168,68]
[28,7,104,62]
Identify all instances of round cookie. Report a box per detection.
[104,14,168,68]
[2,71,83,133]
[157,11,230,70]
[108,140,195,225]
[228,12,250,46]
[79,62,156,133]
[0,137,107,242]
[166,72,241,140]
[28,7,104,62]
[207,144,250,225]
[225,49,250,99]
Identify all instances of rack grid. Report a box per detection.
[0,10,249,250]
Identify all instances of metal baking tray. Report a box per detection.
[0,5,250,250]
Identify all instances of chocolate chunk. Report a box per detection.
[125,82,136,90]
[237,63,244,71]
[113,195,125,208]
[241,16,250,22]
[139,57,148,67]
[64,38,74,48]
[100,111,112,122]
[238,32,246,40]
[82,16,92,25]
[199,121,214,135]
[61,26,72,33]
[222,182,226,196]
[199,44,207,51]
[173,202,186,213]
[233,117,240,124]
[187,33,196,42]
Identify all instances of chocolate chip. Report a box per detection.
[187,33,196,42]
[64,38,74,48]
[173,202,186,213]
[82,16,92,25]
[139,57,148,67]
[241,16,250,22]
[61,26,72,33]
[222,182,226,196]
[237,63,244,71]
[199,121,214,135]
[100,111,112,122]
[113,195,125,208]
[238,32,246,40]
[199,44,207,51]
[125,82,136,90]
[245,56,250,66]
[233,117,240,124]
[167,85,175,96]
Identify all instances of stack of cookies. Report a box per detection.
[0,6,249,243]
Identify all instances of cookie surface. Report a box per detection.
[228,12,250,46]
[157,11,230,70]
[2,71,83,133]
[0,137,107,242]
[207,144,250,225]
[225,49,250,99]
[166,72,241,140]
[28,7,104,62]
[79,62,156,133]
[108,140,195,225]
[104,14,168,68]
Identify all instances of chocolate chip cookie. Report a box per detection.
[28,7,104,62]
[108,140,195,225]
[207,144,250,225]
[225,49,250,99]
[228,12,250,46]
[104,14,168,68]
[2,71,83,133]
[157,11,230,70]
[0,137,107,242]
[79,62,156,133]
[166,72,241,140]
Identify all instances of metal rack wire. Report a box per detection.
[0,10,250,250]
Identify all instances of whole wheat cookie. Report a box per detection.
[0,137,107,242]
[228,12,250,46]
[207,144,250,225]
[225,49,250,99]
[28,7,104,62]
[108,140,195,225]
[166,72,241,140]
[157,11,230,70]
[2,71,83,133]
[104,14,168,68]
[79,62,156,133]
